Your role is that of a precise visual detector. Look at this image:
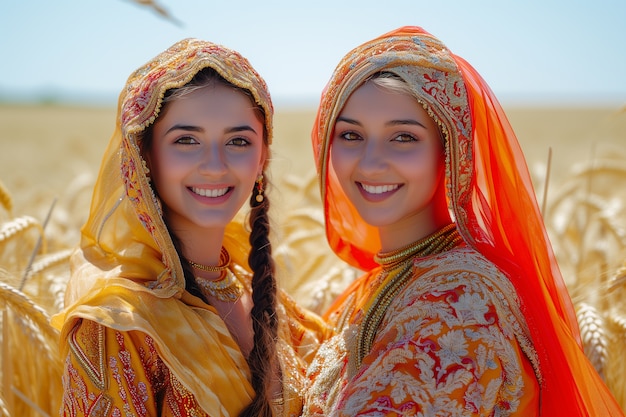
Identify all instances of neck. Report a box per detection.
[178,227,226,267]
[375,223,460,269]
[379,206,452,252]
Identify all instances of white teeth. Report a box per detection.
[361,184,399,194]
[192,187,228,197]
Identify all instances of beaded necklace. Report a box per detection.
[188,246,230,272]
[189,247,244,303]
[356,224,462,369]
[195,269,244,303]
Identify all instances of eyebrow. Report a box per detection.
[336,116,427,129]
[165,124,259,135]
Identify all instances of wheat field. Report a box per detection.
[1,102,625,415]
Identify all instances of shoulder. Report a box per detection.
[66,318,164,385]
[409,246,518,302]
[384,247,538,372]
[61,319,169,416]
[420,246,506,276]
[388,247,524,330]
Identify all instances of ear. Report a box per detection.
[257,147,268,177]
[143,155,153,179]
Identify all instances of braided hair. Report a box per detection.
[239,177,279,417]
[142,67,279,416]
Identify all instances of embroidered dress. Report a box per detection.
[302,27,624,416]
[305,248,539,416]
[61,275,324,417]
[51,38,329,417]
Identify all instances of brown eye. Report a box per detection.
[227,137,250,147]
[392,133,417,143]
[175,135,198,145]
[340,131,362,141]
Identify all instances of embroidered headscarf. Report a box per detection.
[313,26,623,415]
[52,38,274,416]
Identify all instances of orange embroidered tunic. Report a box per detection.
[303,248,539,416]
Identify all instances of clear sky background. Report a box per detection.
[1,0,625,108]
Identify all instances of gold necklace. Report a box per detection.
[195,268,244,303]
[188,246,230,272]
[374,223,459,271]
[356,224,462,369]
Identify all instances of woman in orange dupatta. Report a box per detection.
[51,38,328,417]
[302,26,623,416]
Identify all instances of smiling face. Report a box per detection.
[330,78,449,249]
[148,82,266,238]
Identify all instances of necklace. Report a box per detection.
[188,246,230,272]
[195,269,244,303]
[356,224,462,369]
[374,223,459,271]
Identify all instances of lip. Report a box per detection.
[357,182,401,202]
[188,186,233,203]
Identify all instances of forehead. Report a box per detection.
[156,84,261,125]
[339,80,426,119]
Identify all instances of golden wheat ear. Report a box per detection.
[576,303,608,378]
[1,280,63,416]
[0,180,12,215]
[0,216,41,251]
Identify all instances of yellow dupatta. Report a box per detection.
[51,38,275,416]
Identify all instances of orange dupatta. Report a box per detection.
[312,26,623,416]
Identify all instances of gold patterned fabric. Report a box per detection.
[303,248,539,416]
[59,282,326,417]
[50,38,329,417]
[304,26,624,416]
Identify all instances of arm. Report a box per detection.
[60,318,166,416]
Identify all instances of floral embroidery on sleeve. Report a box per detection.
[61,320,168,417]
[335,272,528,416]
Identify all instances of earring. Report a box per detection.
[255,174,264,203]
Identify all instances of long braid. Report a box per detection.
[239,176,279,417]
[143,68,278,414]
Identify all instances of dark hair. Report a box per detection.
[141,67,278,417]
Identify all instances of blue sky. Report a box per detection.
[1,0,625,107]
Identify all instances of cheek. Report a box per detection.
[403,153,441,187]
[231,151,265,183]
[154,153,185,178]
[425,158,446,195]
[150,152,191,192]
[330,146,353,179]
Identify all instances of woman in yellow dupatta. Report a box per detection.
[302,26,624,416]
[51,38,328,417]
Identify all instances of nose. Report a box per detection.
[358,138,388,175]
[198,143,227,176]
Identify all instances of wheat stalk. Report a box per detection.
[0,216,41,248]
[0,281,62,416]
[540,147,552,216]
[19,199,56,291]
[0,181,12,216]
[26,249,72,279]
[0,394,10,417]
[0,282,59,357]
[2,308,11,416]
[128,0,182,26]
[576,303,608,378]
[605,313,626,409]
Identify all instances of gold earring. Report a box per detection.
[255,174,264,203]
